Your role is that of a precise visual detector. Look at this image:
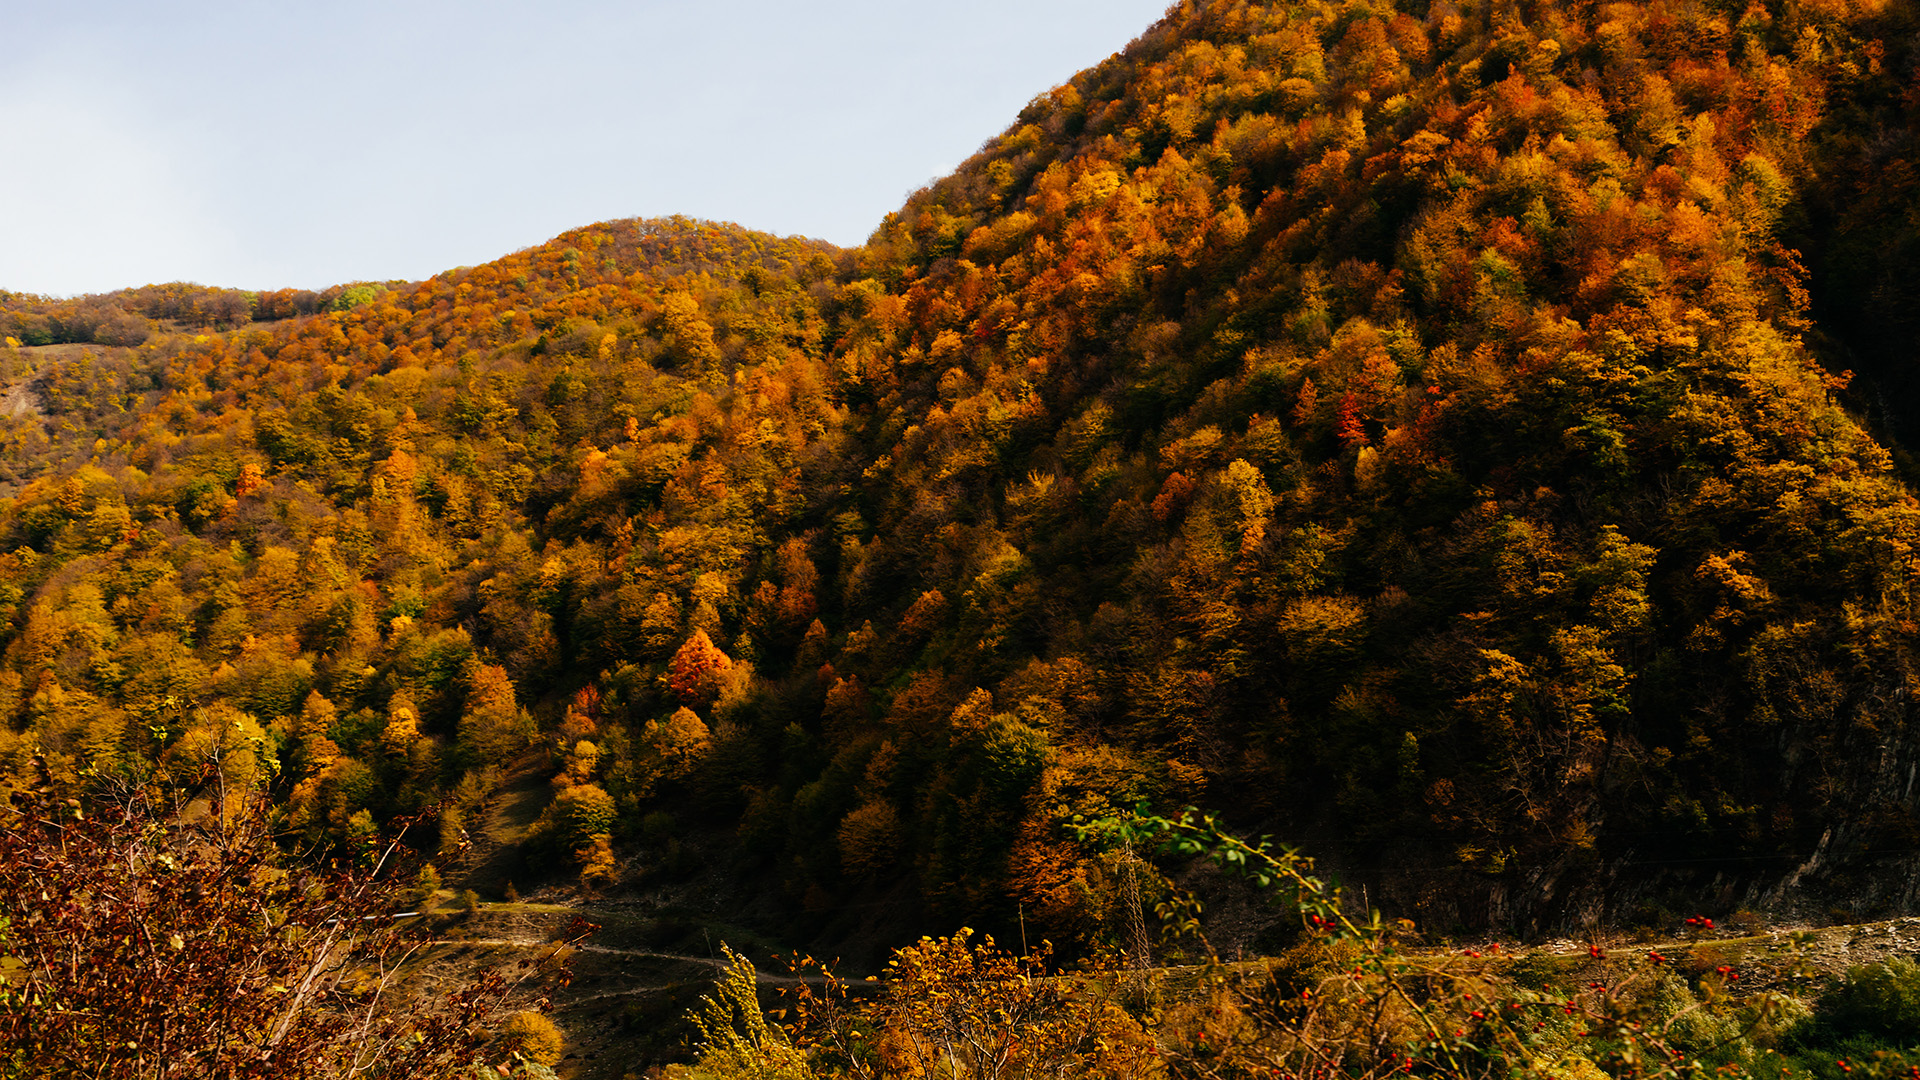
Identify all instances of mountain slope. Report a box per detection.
[6,0,1920,943]
[810,0,1920,927]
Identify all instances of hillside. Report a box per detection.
[6,0,1920,964]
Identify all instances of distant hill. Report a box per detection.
[7,0,1920,946]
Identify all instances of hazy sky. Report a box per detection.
[1,0,1171,296]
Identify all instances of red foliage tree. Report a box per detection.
[666,629,733,706]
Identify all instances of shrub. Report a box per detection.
[552,784,618,850]
[1816,957,1920,1042]
[784,930,1155,1079]
[685,947,810,1080]
[411,863,442,908]
[0,759,566,1078]
[640,809,676,845]
[497,1011,565,1066]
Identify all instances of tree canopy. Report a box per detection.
[5,0,1920,941]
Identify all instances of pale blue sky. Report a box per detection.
[1,0,1171,296]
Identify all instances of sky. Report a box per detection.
[0,0,1172,297]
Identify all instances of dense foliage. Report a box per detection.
[0,280,404,348]
[0,757,564,1078]
[673,814,1919,1079]
[6,0,1920,952]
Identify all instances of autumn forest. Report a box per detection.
[10,0,1920,1075]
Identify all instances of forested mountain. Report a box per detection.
[7,0,1920,945]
